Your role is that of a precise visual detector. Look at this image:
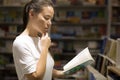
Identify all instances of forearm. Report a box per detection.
[26,33,51,80]
[34,48,48,78]
[26,48,48,80]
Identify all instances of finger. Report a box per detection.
[42,33,45,37]
[41,33,45,39]
[45,33,48,37]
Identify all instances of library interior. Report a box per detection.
[0,0,120,80]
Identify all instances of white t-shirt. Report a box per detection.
[12,35,54,80]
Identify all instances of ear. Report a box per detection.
[29,9,35,18]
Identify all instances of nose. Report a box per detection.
[47,20,52,27]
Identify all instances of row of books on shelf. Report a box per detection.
[0,1,119,24]
[112,0,120,6]
[0,0,30,6]
[0,0,108,6]
[54,10,106,24]
[0,39,101,55]
[52,0,107,6]
[110,27,120,39]
[0,63,17,80]
[0,9,22,24]
[0,25,23,38]
[0,40,13,53]
[0,23,108,39]
[112,8,120,22]
[51,25,107,39]
[0,54,14,69]
[50,40,102,55]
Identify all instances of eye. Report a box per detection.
[44,17,49,20]
[44,16,50,20]
[44,15,53,21]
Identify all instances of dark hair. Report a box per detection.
[23,0,54,27]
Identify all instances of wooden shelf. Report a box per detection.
[98,54,116,65]
[54,5,107,9]
[52,37,103,41]
[107,66,120,76]
[0,5,23,8]
[112,5,120,8]
[112,22,120,26]
[0,22,22,25]
[52,21,107,26]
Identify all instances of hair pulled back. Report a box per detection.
[23,0,53,28]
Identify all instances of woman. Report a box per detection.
[12,0,64,80]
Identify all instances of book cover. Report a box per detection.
[116,38,120,68]
[103,38,113,55]
[63,47,95,75]
[106,39,116,61]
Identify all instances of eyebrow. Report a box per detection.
[45,15,53,19]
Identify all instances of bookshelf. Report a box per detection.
[52,1,106,59]
[0,0,27,80]
[110,0,120,39]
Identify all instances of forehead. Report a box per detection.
[41,6,54,16]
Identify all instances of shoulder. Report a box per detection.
[12,35,33,57]
[13,35,31,49]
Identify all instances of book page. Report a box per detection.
[63,47,94,73]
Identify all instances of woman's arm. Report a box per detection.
[52,69,64,78]
[25,34,51,80]
[25,48,48,80]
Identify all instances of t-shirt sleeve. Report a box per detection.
[13,41,37,75]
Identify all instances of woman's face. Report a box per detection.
[31,6,54,35]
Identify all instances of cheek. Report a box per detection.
[35,18,46,31]
[38,18,47,27]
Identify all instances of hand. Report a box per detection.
[53,69,65,78]
[40,33,51,51]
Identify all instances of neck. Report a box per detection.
[22,25,38,37]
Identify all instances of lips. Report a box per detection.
[45,28,48,32]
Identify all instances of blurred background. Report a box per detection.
[0,0,120,80]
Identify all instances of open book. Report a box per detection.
[63,47,95,75]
